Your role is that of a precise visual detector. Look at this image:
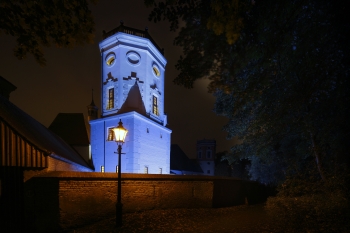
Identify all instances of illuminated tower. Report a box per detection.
[90,22,171,174]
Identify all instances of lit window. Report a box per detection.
[159,168,162,174]
[152,65,160,77]
[107,128,115,141]
[106,53,116,66]
[101,166,105,173]
[144,166,148,174]
[198,151,202,159]
[206,150,212,158]
[107,88,114,109]
[152,95,159,116]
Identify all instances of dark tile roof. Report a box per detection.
[48,113,89,146]
[0,95,92,169]
[170,144,203,173]
[117,81,147,116]
[0,76,17,99]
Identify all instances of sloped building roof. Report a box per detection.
[117,81,147,116]
[49,113,89,146]
[170,144,203,173]
[0,95,92,169]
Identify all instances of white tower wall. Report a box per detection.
[90,25,171,174]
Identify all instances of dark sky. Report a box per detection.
[0,0,235,158]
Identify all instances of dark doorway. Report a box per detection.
[0,166,24,232]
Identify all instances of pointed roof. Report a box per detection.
[0,76,17,100]
[117,81,146,116]
[48,113,90,146]
[87,89,97,107]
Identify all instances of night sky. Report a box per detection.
[0,0,235,158]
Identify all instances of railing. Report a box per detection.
[103,22,164,54]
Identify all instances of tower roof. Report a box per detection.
[88,89,96,107]
[117,81,147,116]
[102,21,164,55]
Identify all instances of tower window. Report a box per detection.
[152,95,159,116]
[152,63,161,77]
[106,53,116,66]
[153,66,160,76]
[107,128,115,141]
[107,88,114,109]
[206,150,212,158]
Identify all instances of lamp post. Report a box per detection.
[111,119,128,227]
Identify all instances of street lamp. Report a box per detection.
[111,119,128,227]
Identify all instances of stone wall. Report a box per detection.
[24,172,267,232]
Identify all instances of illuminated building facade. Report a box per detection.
[90,23,171,174]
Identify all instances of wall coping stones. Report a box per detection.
[31,171,247,181]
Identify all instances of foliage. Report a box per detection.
[147,0,350,185]
[0,0,97,65]
[266,170,350,232]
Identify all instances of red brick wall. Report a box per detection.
[25,172,264,232]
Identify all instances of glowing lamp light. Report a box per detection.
[111,120,128,145]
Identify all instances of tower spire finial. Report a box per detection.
[90,88,95,106]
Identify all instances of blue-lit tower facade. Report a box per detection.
[90,23,171,174]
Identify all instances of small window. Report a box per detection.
[207,162,210,165]
[207,170,210,174]
[198,151,202,159]
[152,95,159,116]
[107,128,115,141]
[206,150,212,159]
[107,88,114,109]
[106,53,116,66]
[144,166,149,174]
[152,64,161,77]
[101,166,105,173]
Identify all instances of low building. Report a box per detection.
[0,77,93,231]
[170,144,203,175]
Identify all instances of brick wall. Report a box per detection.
[24,172,267,232]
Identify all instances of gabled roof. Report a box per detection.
[170,144,203,173]
[0,95,92,169]
[49,113,89,146]
[117,81,147,116]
